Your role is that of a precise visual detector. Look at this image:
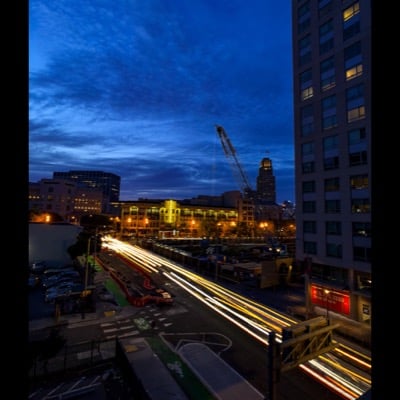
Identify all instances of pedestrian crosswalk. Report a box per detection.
[99,304,185,339]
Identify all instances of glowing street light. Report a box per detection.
[191,219,195,237]
[324,289,330,320]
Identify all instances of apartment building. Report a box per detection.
[292,0,371,323]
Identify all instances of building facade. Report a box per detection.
[29,178,104,221]
[256,157,277,204]
[292,0,371,323]
[110,199,241,239]
[53,170,121,212]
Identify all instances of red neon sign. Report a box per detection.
[311,284,350,315]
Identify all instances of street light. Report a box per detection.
[191,219,195,237]
[84,237,91,291]
[324,289,330,320]
[81,236,92,320]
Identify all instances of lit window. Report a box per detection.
[346,64,363,81]
[347,106,365,122]
[301,86,314,100]
[343,2,360,22]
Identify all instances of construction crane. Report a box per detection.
[215,124,254,199]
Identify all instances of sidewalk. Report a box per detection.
[29,300,137,336]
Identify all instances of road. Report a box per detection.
[28,238,370,400]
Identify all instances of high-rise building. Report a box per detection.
[256,157,277,204]
[291,0,371,324]
[53,170,121,212]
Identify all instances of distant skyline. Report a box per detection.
[29,0,295,203]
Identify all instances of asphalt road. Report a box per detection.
[28,257,345,400]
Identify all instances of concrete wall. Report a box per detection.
[29,223,83,268]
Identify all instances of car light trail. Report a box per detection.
[101,237,371,399]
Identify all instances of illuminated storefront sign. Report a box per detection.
[311,284,350,315]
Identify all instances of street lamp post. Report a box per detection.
[82,236,92,319]
[324,289,330,321]
[84,237,91,291]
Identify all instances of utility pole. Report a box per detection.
[266,331,279,400]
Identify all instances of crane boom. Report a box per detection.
[215,125,253,197]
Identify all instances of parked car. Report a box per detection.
[42,267,76,279]
[44,282,84,303]
[45,286,73,303]
[41,271,80,288]
[43,276,81,290]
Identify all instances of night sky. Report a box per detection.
[29,0,295,203]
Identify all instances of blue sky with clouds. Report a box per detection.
[29,0,294,203]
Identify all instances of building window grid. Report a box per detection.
[347,106,365,122]
[303,200,316,213]
[325,177,340,191]
[346,64,363,81]
[325,199,341,213]
[326,221,342,235]
[300,104,314,137]
[302,87,314,100]
[352,222,371,237]
[304,241,317,255]
[349,150,367,166]
[299,34,312,66]
[302,180,316,193]
[353,246,371,262]
[325,221,342,235]
[326,243,342,258]
[323,134,339,151]
[343,2,360,22]
[301,141,314,156]
[322,115,338,130]
[350,174,368,190]
[351,198,370,213]
[321,94,337,129]
[302,161,315,173]
[343,2,361,42]
[348,127,366,145]
[320,56,336,91]
[303,220,317,233]
[344,41,362,81]
[319,19,334,55]
[318,0,333,17]
[324,156,340,170]
[298,1,311,33]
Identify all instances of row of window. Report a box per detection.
[304,241,370,262]
[308,262,371,292]
[300,83,366,136]
[303,198,370,213]
[303,220,370,236]
[303,39,363,96]
[303,173,368,193]
[302,150,367,173]
[297,1,360,57]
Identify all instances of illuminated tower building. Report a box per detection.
[256,157,277,204]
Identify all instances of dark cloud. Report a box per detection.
[29,0,294,202]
